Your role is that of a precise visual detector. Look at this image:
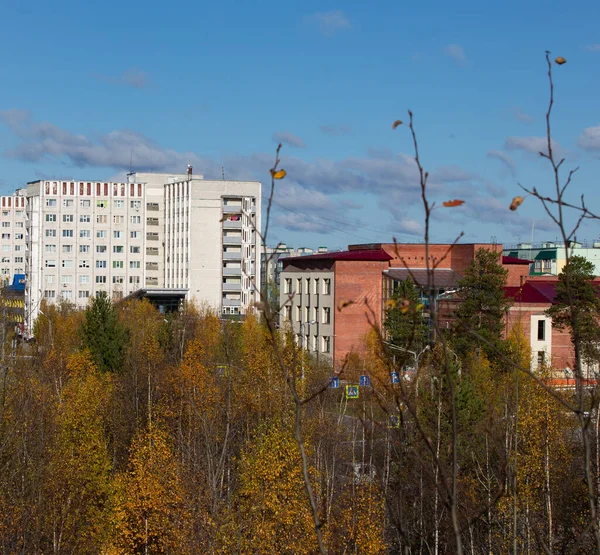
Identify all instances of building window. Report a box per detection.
[1,222,9,228]
[96,200,107,208]
[543,259,553,271]
[96,276,106,284]
[96,230,107,238]
[46,229,57,237]
[61,260,73,268]
[45,245,56,253]
[113,246,124,254]
[80,230,90,238]
[45,199,57,207]
[323,278,331,295]
[130,261,141,269]
[79,275,89,283]
[46,275,55,284]
[44,290,56,298]
[323,307,331,325]
[79,260,90,268]
[96,245,107,253]
[62,199,74,207]
[14,246,21,252]
[80,215,91,223]
[45,214,56,222]
[96,215,107,224]
[61,275,72,284]
[285,305,292,320]
[14,233,23,240]
[79,245,90,253]
[113,261,124,269]
[284,278,292,294]
[62,214,74,223]
[322,336,331,353]
[80,199,91,208]
[96,260,107,268]
[114,200,124,208]
[14,257,22,263]
[130,246,140,254]
[537,320,545,341]
[62,245,73,253]
[130,200,141,210]
[130,216,141,224]
[130,231,140,239]
[45,260,56,268]
[1,234,9,240]
[297,278,302,294]
[295,306,301,322]
[78,290,90,298]
[113,215,124,224]
[537,351,545,368]
[129,276,140,285]
[62,230,73,238]
[112,276,124,284]
[113,231,123,239]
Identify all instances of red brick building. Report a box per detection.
[281,242,517,369]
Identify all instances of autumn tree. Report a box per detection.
[546,255,600,369]
[451,248,510,360]
[384,277,428,352]
[81,291,128,373]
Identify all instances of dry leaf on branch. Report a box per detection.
[555,56,567,65]
[337,299,354,312]
[509,196,524,211]
[392,120,403,130]
[442,199,465,207]
[270,169,287,180]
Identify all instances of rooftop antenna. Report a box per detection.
[222,166,225,180]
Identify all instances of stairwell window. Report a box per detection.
[537,319,545,341]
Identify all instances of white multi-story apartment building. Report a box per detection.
[21,172,262,331]
[163,174,261,316]
[25,179,147,324]
[0,195,27,284]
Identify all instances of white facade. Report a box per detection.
[21,173,262,331]
[25,180,147,328]
[164,176,261,315]
[0,195,27,284]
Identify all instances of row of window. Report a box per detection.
[285,305,331,325]
[284,277,332,295]
[44,182,143,198]
[0,257,23,263]
[1,210,24,217]
[45,260,142,269]
[45,198,145,209]
[1,233,24,240]
[296,334,331,354]
[1,221,24,228]
[45,214,143,224]
[45,275,141,285]
[45,229,143,239]
[45,244,141,254]
[1,245,22,252]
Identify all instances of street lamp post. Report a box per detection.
[384,342,430,377]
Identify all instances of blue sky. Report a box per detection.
[1,0,600,251]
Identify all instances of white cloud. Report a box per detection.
[0,111,203,172]
[305,10,351,36]
[92,67,150,89]
[487,150,517,177]
[505,136,559,156]
[578,125,600,150]
[444,44,466,65]
[513,107,534,124]
[272,131,305,149]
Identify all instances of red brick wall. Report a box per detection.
[333,260,388,368]
[505,263,531,287]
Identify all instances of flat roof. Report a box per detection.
[385,268,462,289]
[283,249,392,263]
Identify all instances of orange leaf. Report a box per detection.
[270,169,286,180]
[509,196,524,211]
[337,299,354,312]
[384,299,397,310]
[442,199,465,207]
[392,120,403,130]
[555,56,567,65]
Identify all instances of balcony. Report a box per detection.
[222,204,242,214]
[222,297,241,307]
[222,219,242,229]
[223,282,241,292]
[223,266,242,276]
[223,234,241,245]
[223,251,242,260]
